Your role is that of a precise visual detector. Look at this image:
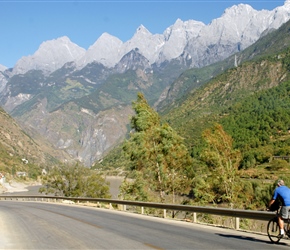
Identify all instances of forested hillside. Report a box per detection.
[221,80,290,169]
[164,52,290,166]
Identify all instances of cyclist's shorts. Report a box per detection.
[280,206,290,219]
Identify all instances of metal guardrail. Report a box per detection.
[0,195,275,230]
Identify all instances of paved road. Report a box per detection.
[0,201,289,249]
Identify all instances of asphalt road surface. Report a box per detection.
[0,201,289,249]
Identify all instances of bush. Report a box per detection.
[268,159,289,171]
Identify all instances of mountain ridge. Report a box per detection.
[2,1,290,76]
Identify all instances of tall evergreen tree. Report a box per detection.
[121,93,193,203]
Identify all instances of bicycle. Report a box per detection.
[267,208,290,243]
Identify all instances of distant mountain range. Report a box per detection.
[1,1,290,75]
[0,1,290,167]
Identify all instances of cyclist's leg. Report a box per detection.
[280,206,290,234]
[286,208,290,234]
[277,215,284,235]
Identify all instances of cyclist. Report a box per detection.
[268,179,290,237]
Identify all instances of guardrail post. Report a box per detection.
[235,217,240,230]
[141,207,144,214]
[193,212,197,223]
[123,205,126,211]
[163,209,166,218]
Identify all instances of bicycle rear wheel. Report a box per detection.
[267,217,281,243]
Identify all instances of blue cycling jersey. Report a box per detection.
[273,186,290,206]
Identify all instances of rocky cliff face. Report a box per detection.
[17,99,133,166]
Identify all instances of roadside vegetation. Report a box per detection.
[39,164,111,198]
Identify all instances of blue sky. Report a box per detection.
[0,0,286,68]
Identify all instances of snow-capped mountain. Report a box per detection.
[6,1,290,76]
[12,36,86,75]
[76,32,123,69]
[157,19,205,64]
[121,25,165,65]
[182,2,290,67]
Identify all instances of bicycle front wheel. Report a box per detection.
[267,217,281,243]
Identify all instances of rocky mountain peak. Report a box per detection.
[218,3,258,25]
[158,18,204,63]
[268,0,290,29]
[115,48,151,73]
[135,25,152,36]
[0,64,7,72]
[121,25,164,64]
[172,18,184,28]
[130,25,154,42]
[12,36,85,75]
[223,3,254,16]
[76,32,123,68]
